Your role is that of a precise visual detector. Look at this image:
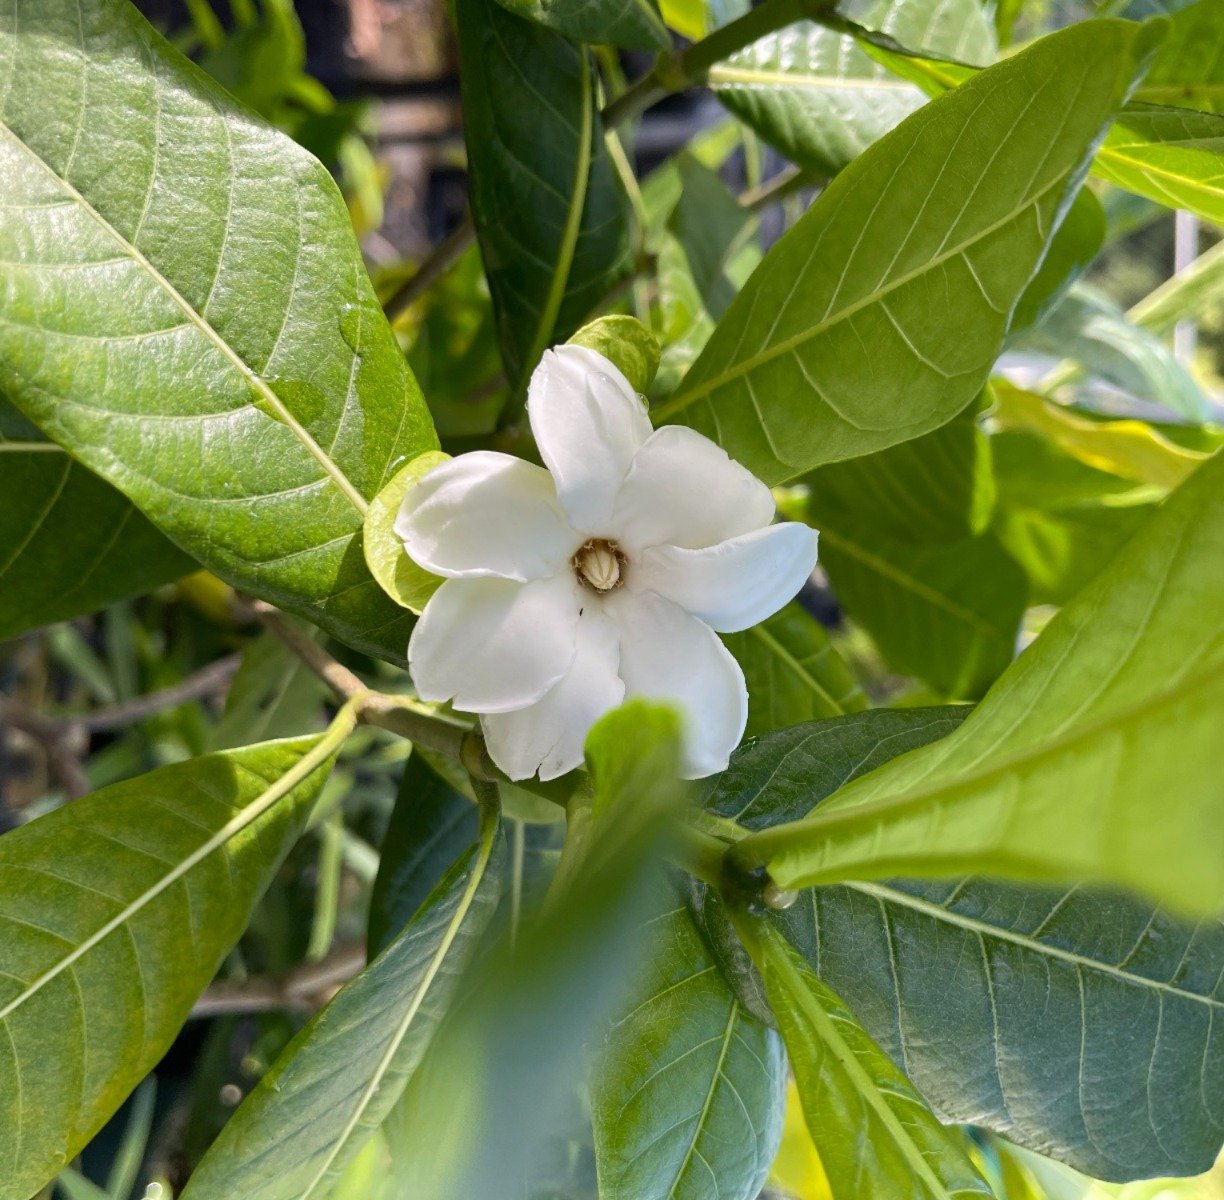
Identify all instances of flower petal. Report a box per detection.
[608,590,747,778]
[409,574,580,713]
[633,523,819,633]
[481,610,624,781]
[395,451,579,581]
[612,426,776,553]
[527,345,652,534]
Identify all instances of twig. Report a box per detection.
[382,221,477,324]
[238,598,368,701]
[190,940,366,1017]
[0,695,91,799]
[75,655,241,732]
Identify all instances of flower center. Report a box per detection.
[572,538,625,593]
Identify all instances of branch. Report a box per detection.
[190,940,366,1017]
[382,221,477,324]
[76,655,241,732]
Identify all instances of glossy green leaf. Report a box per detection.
[363,451,449,615]
[389,702,688,1196]
[493,0,670,51]
[181,806,503,1200]
[743,919,993,1200]
[734,446,1224,916]
[1019,284,1207,420]
[0,733,341,1200]
[990,429,1159,606]
[457,0,631,387]
[0,0,434,662]
[724,602,866,737]
[368,753,478,956]
[592,897,785,1200]
[653,20,1159,484]
[1132,0,1224,112]
[710,708,1224,1180]
[1094,105,1224,225]
[710,0,995,177]
[0,401,194,640]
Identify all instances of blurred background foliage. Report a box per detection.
[1,0,1221,1197]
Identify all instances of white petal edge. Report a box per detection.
[611,425,776,553]
[481,610,624,781]
[527,344,652,535]
[633,523,819,633]
[408,574,580,713]
[394,451,579,581]
[608,590,748,779]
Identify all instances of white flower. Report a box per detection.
[395,345,819,781]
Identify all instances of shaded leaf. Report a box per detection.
[592,897,785,1200]
[990,429,1159,606]
[735,446,1224,917]
[0,0,435,661]
[457,0,631,387]
[711,0,995,177]
[493,0,670,51]
[0,402,194,640]
[0,734,341,1200]
[710,708,1224,1181]
[743,919,993,1200]
[653,20,1159,483]
[724,603,866,737]
[180,806,503,1200]
[1133,0,1224,112]
[368,753,478,956]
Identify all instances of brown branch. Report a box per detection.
[238,599,368,701]
[76,654,241,732]
[190,940,366,1018]
[0,695,91,799]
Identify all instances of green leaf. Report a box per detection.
[180,807,503,1200]
[653,20,1160,484]
[991,382,1205,492]
[818,526,1027,699]
[389,701,688,1196]
[0,0,435,662]
[208,628,330,751]
[1093,104,1224,225]
[733,446,1224,917]
[990,428,1159,606]
[742,919,992,1200]
[710,0,995,177]
[0,402,194,640]
[1132,0,1224,112]
[710,708,1224,1180]
[724,603,866,737]
[1018,284,1207,421]
[367,753,478,956]
[493,0,670,51]
[457,0,631,387]
[568,314,660,394]
[654,154,761,395]
[0,732,342,1200]
[1008,186,1106,337]
[363,451,449,614]
[591,897,785,1200]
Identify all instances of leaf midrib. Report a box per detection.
[847,881,1224,1011]
[653,171,1067,420]
[768,936,963,1199]
[748,622,849,714]
[0,736,336,1026]
[0,122,370,516]
[769,655,1224,878]
[298,813,497,1198]
[708,64,915,92]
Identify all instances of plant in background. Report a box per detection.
[0,0,1221,1198]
